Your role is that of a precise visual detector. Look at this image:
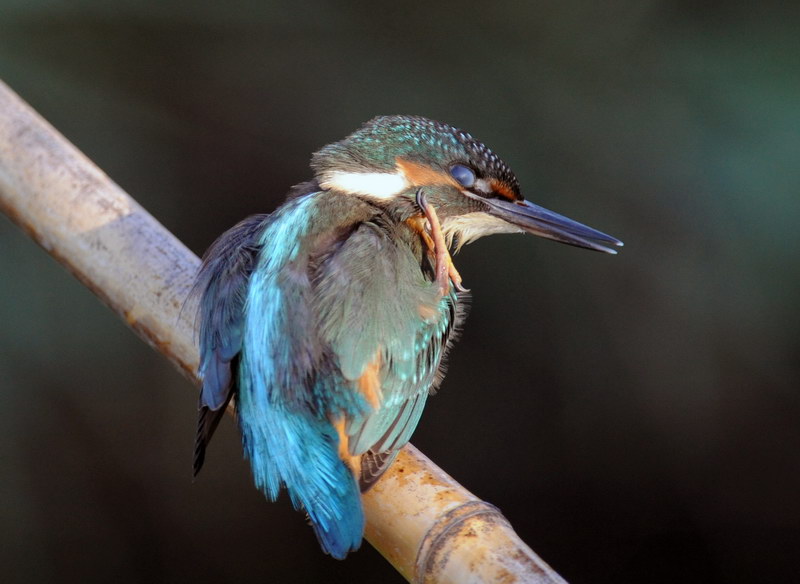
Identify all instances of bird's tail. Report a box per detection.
[239,402,364,559]
[307,485,364,560]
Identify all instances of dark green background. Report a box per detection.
[1,2,798,582]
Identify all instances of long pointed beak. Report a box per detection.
[481,197,624,254]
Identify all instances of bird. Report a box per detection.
[191,115,622,559]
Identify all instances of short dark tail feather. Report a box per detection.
[359,449,399,492]
[193,396,233,478]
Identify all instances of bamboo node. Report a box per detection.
[414,500,506,583]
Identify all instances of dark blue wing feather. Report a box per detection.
[192,214,269,476]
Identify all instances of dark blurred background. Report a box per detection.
[1,2,798,583]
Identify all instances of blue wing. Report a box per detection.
[235,193,367,559]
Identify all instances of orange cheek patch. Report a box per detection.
[490,179,520,202]
[396,158,460,189]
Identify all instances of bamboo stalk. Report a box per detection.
[0,79,567,584]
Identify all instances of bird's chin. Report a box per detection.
[441,212,525,251]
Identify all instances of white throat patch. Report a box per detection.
[320,170,409,200]
[442,212,524,250]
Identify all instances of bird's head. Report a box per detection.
[311,115,622,253]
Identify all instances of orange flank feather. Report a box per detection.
[330,354,382,480]
[358,354,383,410]
[332,416,362,478]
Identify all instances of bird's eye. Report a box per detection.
[450,164,476,188]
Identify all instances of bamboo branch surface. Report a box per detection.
[0,79,567,584]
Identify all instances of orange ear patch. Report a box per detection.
[396,158,460,189]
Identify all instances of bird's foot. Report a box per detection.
[415,189,467,297]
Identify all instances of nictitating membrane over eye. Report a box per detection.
[450,164,476,188]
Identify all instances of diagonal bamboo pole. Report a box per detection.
[0,79,567,584]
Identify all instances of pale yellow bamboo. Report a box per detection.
[0,79,567,584]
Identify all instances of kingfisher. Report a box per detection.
[192,115,622,559]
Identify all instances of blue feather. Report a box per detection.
[237,193,364,557]
[237,383,363,558]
